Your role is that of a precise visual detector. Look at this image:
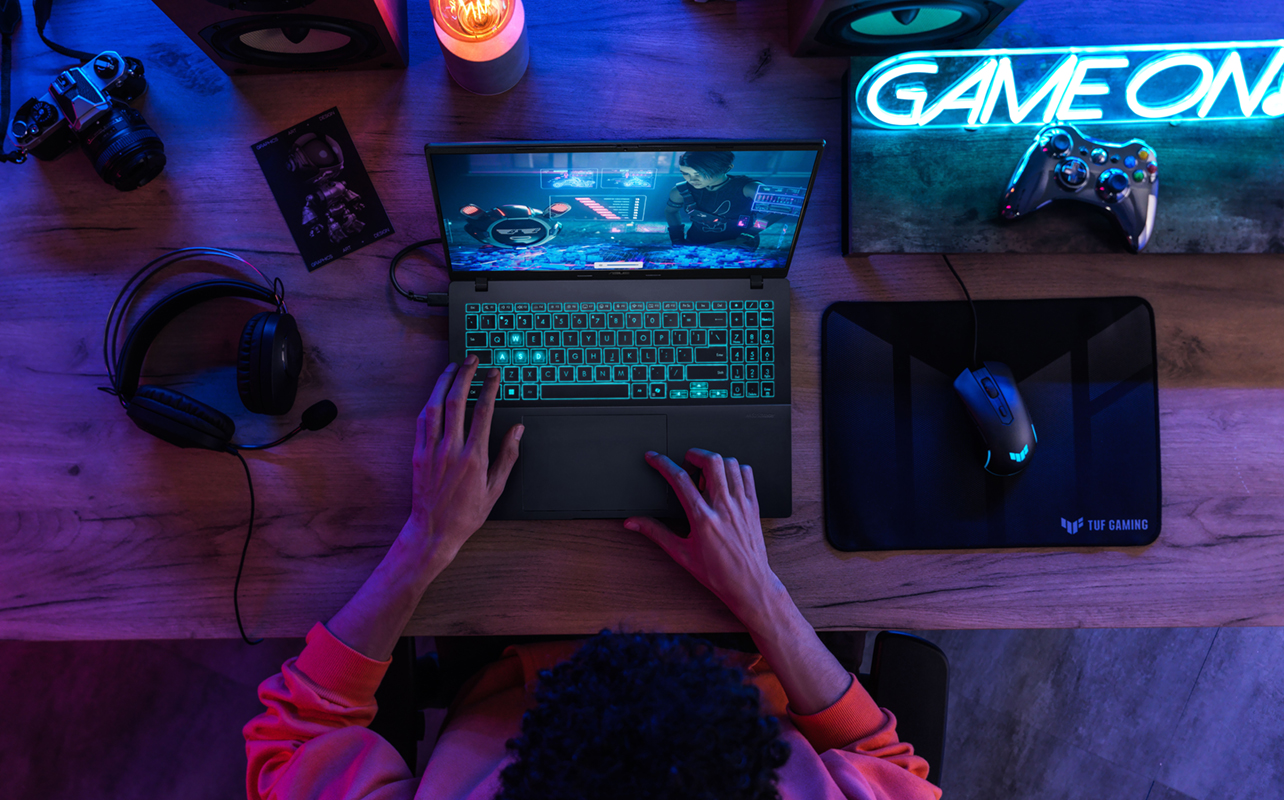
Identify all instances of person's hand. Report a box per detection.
[401,356,523,567]
[625,448,786,624]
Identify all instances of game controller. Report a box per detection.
[1000,124,1159,253]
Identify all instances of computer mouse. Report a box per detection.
[953,361,1037,476]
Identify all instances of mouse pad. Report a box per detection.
[822,297,1161,551]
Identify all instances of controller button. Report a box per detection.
[1079,146,1089,155]
[1090,148,1107,164]
[1055,157,1090,189]
[981,377,1000,399]
[1138,149,1151,162]
[11,120,28,138]
[1107,172,1130,192]
[1048,131,1073,155]
[1146,162,1158,175]
[1124,156,1137,169]
[1133,170,1146,182]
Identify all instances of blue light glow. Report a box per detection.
[1010,444,1029,463]
[854,40,1284,130]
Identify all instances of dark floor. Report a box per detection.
[2,627,1280,799]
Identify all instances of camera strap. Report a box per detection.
[31,0,91,61]
[0,0,22,162]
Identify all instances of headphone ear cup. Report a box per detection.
[126,385,236,451]
[239,312,302,416]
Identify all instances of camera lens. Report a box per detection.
[78,102,166,191]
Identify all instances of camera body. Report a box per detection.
[5,51,166,191]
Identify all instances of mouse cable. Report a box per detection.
[942,253,979,368]
[230,448,264,646]
[390,238,449,306]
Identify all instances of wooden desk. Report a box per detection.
[2,1,1282,639]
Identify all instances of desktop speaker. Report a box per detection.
[150,0,408,75]
[789,0,1025,57]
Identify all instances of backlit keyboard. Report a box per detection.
[462,300,777,402]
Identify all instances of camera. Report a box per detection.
[4,51,166,191]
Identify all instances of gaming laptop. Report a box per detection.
[425,140,824,519]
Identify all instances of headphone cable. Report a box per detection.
[230,448,264,646]
[942,253,979,369]
[390,238,449,306]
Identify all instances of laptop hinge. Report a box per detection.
[750,275,764,290]
[474,276,488,292]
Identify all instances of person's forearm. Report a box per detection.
[740,581,853,716]
[325,527,451,662]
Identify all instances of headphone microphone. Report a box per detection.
[237,399,339,451]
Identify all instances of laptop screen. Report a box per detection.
[426,141,823,278]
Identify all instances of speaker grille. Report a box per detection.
[819,1,994,48]
[200,14,383,67]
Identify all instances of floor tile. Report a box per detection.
[1156,627,1284,800]
[916,627,1216,774]
[939,692,1154,800]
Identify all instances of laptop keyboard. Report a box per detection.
[463,300,777,402]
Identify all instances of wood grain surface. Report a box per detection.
[1,0,1282,639]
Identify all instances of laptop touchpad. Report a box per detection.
[521,414,669,513]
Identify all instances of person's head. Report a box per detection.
[496,631,790,800]
[678,151,735,189]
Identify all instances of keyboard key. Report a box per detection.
[658,348,674,362]
[650,366,666,380]
[761,347,774,361]
[543,384,629,400]
[545,332,560,347]
[746,312,758,327]
[498,315,514,329]
[636,331,651,346]
[614,366,629,381]
[466,350,492,365]
[654,330,669,346]
[517,315,532,329]
[747,346,761,361]
[467,383,482,400]
[618,331,633,346]
[696,302,710,310]
[541,367,556,381]
[677,348,692,362]
[627,313,642,327]
[731,382,744,397]
[690,387,709,399]
[548,303,562,311]
[761,312,774,326]
[581,331,597,346]
[604,348,620,363]
[559,366,575,381]
[565,302,579,311]
[688,365,728,380]
[663,313,678,327]
[567,349,583,364]
[600,331,615,346]
[731,364,744,379]
[532,303,546,311]
[632,366,647,381]
[689,382,708,390]
[572,314,587,328]
[494,350,511,364]
[515,303,529,311]
[608,313,623,328]
[761,364,774,379]
[762,382,774,398]
[695,347,726,362]
[679,301,694,310]
[596,366,611,381]
[761,301,773,309]
[586,349,602,364]
[700,313,727,327]
[730,312,743,327]
[466,315,478,329]
[506,331,524,347]
[623,349,638,363]
[691,331,707,346]
[481,315,496,329]
[672,330,688,345]
[680,313,697,327]
[490,332,506,346]
[512,349,529,364]
[504,367,520,381]
[466,332,487,347]
[522,384,538,400]
[550,349,565,364]
[641,348,656,363]
[482,303,496,312]
[527,332,542,347]
[709,330,726,345]
[646,301,660,310]
[590,314,605,328]
[466,303,480,312]
[499,303,513,312]
[663,301,678,309]
[650,383,666,398]
[598,302,611,310]
[645,313,660,327]
[747,365,759,380]
[730,301,743,309]
[530,349,548,364]
[761,330,773,345]
[746,301,758,309]
[536,314,551,328]
[630,302,644,310]
[564,331,579,346]
[729,330,742,345]
[670,389,688,399]
[710,389,728,399]
[503,384,520,400]
[577,366,593,381]
[746,382,759,397]
[554,314,569,328]
[746,330,758,345]
[614,302,627,310]
[669,365,684,380]
[712,301,726,309]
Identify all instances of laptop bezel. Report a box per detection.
[425,139,824,282]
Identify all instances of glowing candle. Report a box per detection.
[431,0,529,95]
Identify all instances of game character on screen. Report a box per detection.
[666,151,763,249]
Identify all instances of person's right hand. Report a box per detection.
[624,448,786,623]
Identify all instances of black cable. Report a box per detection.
[32,0,92,61]
[390,238,449,306]
[231,448,264,646]
[943,253,979,368]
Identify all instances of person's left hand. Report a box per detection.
[401,356,522,566]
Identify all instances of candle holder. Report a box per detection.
[431,0,529,95]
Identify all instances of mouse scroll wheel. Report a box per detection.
[981,377,1000,399]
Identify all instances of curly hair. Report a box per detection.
[495,631,790,800]
[679,151,735,179]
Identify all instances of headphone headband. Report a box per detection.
[114,279,283,400]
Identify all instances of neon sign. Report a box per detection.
[853,41,1284,129]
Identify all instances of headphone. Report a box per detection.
[102,247,337,645]
[104,247,331,452]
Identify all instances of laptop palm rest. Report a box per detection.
[520,414,670,513]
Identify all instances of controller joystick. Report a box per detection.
[1000,124,1159,253]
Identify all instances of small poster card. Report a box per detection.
[252,107,393,271]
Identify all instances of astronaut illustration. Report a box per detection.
[286,133,365,245]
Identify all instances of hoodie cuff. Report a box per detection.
[293,622,392,700]
[787,673,888,753]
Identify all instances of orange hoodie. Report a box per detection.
[245,623,944,800]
